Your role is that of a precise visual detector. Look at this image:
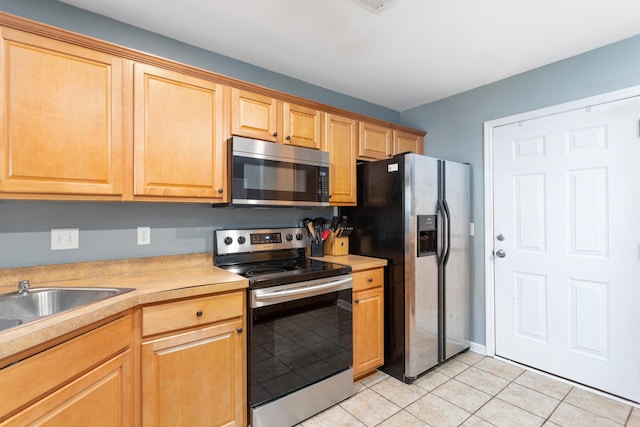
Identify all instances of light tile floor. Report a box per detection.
[298,352,640,427]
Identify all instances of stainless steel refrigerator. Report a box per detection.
[342,153,471,383]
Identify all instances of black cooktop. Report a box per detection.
[220,257,352,289]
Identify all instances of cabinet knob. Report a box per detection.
[329,194,333,199]
[196,310,203,317]
[354,299,360,304]
[367,277,373,283]
[286,135,291,140]
[217,188,223,194]
[237,327,243,334]
[272,132,278,137]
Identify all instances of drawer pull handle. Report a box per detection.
[196,310,203,317]
[354,299,360,304]
[237,327,243,334]
[367,277,373,283]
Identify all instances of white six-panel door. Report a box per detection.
[492,96,640,403]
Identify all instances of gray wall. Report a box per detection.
[400,35,640,345]
[0,201,332,268]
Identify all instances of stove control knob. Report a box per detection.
[295,233,303,241]
[285,233,293,241]
[237,236,246,244]
[223,236,233,245]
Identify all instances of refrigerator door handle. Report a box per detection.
[442,199,452,267]
[437,199,448,262]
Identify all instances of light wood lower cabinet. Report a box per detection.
[352,268,384,379]
[0,316,134,426]
[140,291,246,427]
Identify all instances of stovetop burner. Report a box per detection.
[213,227,352,289]
[245,267,286,277]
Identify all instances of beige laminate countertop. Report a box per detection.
[0,253,247,361]
[309,254,387,271]
[0,252,385,363]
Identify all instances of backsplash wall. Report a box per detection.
[0,200,333,268]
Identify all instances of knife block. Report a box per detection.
[324,236,349,256]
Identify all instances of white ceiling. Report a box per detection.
[59,0,640,112]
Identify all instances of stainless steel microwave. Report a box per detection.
[228,136,330,207]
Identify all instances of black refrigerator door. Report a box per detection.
[342,156,406,380]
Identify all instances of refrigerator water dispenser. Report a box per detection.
[417,215,437,256]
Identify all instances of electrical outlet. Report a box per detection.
[51,228,79,250]
[137,226,151,245]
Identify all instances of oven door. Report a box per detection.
[249,275,353,411]
[230,137,330,206]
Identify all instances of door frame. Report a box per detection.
[482,84,640,357]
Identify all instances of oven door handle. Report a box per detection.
[253,276,352,306]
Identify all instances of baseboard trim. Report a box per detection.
[469,341,486,355]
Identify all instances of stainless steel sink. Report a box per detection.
[0,287,135,332]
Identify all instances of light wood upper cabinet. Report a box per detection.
[133,63,227,201]
[282,102,323,149]
[323,113,357,205]
[358,121,426,161]
[231,89,323,148]
[231,88,279,142]
[0,17,426,201]
[358,121,392,160]
[393,129,424,155]
[0,28,124,197]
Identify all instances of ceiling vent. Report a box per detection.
[350,0,393,13]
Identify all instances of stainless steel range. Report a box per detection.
[214,227,354,427]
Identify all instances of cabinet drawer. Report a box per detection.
[142,291,244,337]
[352,268,384,292]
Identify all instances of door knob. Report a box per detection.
[495,249,506,258]
[496,233,505,241]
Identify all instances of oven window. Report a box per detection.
[233,155,328,203]
[250,289,352,408]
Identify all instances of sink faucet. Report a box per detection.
[17,280,30,296]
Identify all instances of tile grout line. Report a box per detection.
[353,355,634,427]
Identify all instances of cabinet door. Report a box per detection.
[141,319,245,427]
[358,122,391,160]
[0,28,123,197]
[393,130,424,155]
[133,63,226,200]
[231,88,278,142]
[282,102,322,149]
[0,316,132,424]
[1,351,133,427]
[353,287,384,378]
[323,113,357,205]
